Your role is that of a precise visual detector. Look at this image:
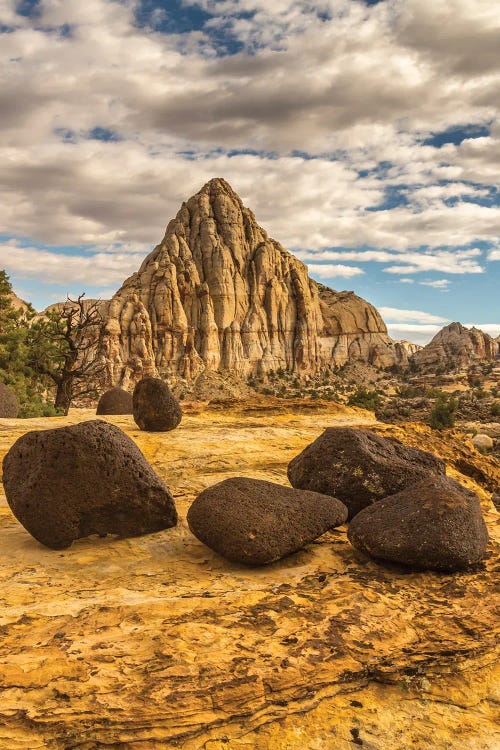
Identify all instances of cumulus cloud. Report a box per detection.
[297,248,484,274]
[385,323,443,345]
[306,263,364,279]
[378,307,449,325]
[0,0,497,327]
[419,279,451,290]
[0,242,144,287]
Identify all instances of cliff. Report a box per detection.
[412,322,498,371]
[100,178,407,386]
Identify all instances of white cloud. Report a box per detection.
[463,323,500,336]
[488,249,500,261]
[0,0,498,313]
[386,323,443,345]
[306,263,364,279]
[419,279,451,290]
[378,307,449,325]
[0,243,145,287]
[297,248,484,274]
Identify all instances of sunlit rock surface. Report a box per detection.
[0,402,498,750]
[100,178,408,385]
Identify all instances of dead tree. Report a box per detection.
[28,294,106,415]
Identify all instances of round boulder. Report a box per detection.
[133,377,182,432]
[0,382,19,418]
[2,419,177,549]
[96,387,133,415]
[288,427,446,519]
[347,475,489,571]
[471,434,494,451]
[187,476,348,565]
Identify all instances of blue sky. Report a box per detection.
[0,0,499,344]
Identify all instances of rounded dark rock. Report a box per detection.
[187,476,348,566]
[2,419,177,549]
[96,387,133,415]
[347,475,489,571]
[287,427,446,519]
[132,377,182,432]
[0,382,19,418]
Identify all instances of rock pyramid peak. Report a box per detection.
[100,181,408,385]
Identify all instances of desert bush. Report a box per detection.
[0,270,59,417]
[429,394,458,430]
[347,387,382,411]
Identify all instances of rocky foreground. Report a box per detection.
[0,402,498,750]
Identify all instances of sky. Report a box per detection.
[0,0,499,345]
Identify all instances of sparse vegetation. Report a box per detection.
[0,270,59,417]
[347,387,382,411]
[429,393,458,430]
[28,294,106,415]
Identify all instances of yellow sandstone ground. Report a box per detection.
[0,401,498,750]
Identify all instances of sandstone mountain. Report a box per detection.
[412,322,499,371]
[9,290,29,314]
[100,178,412,387]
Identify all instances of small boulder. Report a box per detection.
[0,382,19,418]
[471,434,494,451]
[133,377,182,432]
[96,387,133,415]
[187,476,348,565]
[288,428,445,519]
[2,420,177,549]
[347,476,489,571]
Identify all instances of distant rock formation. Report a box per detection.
[99,178,413,386]
[412,322,498,371]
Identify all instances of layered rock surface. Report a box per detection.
[100,178,408,385]
[0,404,498,749]
[412,322,498,370]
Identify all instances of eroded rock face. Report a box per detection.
[412,322,498,371]
[100,178,407,385]
[2,420,177,549]
[347,475,489,571]
[187,476,348,565]
[287,427,446,519]
[0,383,19,418]
[96,387,133,415]
[133,377,182,432]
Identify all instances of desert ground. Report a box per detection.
[0,402,498,750]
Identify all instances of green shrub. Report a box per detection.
[347,387,382,411]
[429,394,458,430]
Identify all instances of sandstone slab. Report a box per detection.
[2,419,177,549]
[187,476,348,565]
[0,404,498,750]
[347,475,489,571]
[288,427,446,518]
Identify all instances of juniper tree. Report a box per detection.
[28,294,106,415]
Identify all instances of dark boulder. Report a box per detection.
[347,475,489,571]
[133,377,182,432]
[187,476,348,565]
[2,420,177,549]
[288,427,445,519]
[0,382,19,418]
[96,387,133,415]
